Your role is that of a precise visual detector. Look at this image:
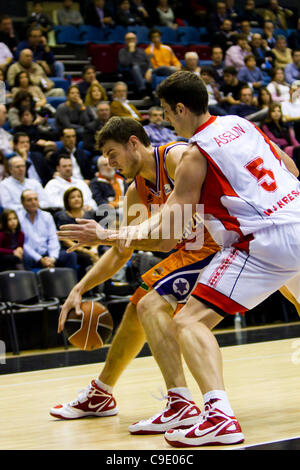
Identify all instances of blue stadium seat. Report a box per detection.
[155,26,178,45]
[54,25,87,45]
[106,25,127,43]
[274,28,289,38]
[152,73,168,89]
[177,26,201,45]
[127,25,150,44]
[46,96,66,109]
[49,77,70,93]
[79,25,107,43]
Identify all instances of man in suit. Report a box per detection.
[84,0,115,28]
[110,81,142,121]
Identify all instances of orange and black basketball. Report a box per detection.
[64,301,113,351]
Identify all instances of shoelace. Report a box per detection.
[69,384,93,406]
[137,388,170,425]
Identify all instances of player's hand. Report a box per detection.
[57,219,110,252]
[58,287,82,334]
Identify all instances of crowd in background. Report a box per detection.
[0,0,300,279]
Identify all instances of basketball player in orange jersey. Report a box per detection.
[105,71,300,447]
[51,117,219,433]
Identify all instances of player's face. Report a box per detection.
[160,99,183,136]
[102,139,140,179]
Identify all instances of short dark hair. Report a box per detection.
[244,54,256,64]
[96,116,150,149]
[148,28,161,41]
[57,154,72,165]
[223,66,238,75]
[63,187,83,212]
[82,65,96,77]
[13,131,30,144]
[156,71,208,115]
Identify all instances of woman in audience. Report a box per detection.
[155,0,178,29]
[8,90,36,129]
[14,108,56,143]
[0,209,24,271]
[267,67,291,104]
[55,85,89,140]
[54,187,100,277]
[271,35,293,69]
[257,87,273,111]
[84,82,108,120]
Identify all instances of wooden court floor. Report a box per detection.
[1,335,300,450]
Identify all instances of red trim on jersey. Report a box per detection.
[193,115,217,136]
[249,122,282,164]
[192,283,248,315]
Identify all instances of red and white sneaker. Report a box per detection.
[164,403,244,447]
[50,380,118,419]
[129,391,201,435]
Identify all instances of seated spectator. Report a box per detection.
[261,103,300,160]
[84,0,115,29]
[281,81,300,141]
[0,104,13,155]
[182,52,201,76]
[26,1,54,36]
[225,33,252,71]
[57,0,84,27]
[0,150,9,181]
[0,15,18,54]
[211,19,237,53]
[262,20,276,49]
[219,66,247,111]
[14,110,55,151]
[208,1,232,34]
[8,90,36,129]
[18,189,77,272]
[256,86,273,117]
[145,28,182,77]
[143,106,177,146]
[131,0,151,27]
[237,54,268,92]
[118,32,152,99]
[284,50,300,85]
[15,26,64,79]
[49,128,94,182]
[288,17,300,51]
[85,82,108,120]
[238,0,264,28]
[271,35,292,69]
[11,132,52,186]
[54,187,100,275]
[250,32,273,71]
[0,209,24,271]
[210,46,225,85]
[200,67,227,116]
[44,155,97,211]
[261,0,293,31]
[77,65,101,101]
[0,156,50,210]
[90,156,126,227]
[155,0,178,30]
[7,49,64,97]
[230,85,259,117]
[114,0,145,27]
[0,40,13,75]
[110,81,142,121]
[239,20,253,43]
[82,101,111,155]
[55,85,89,140]
[267,67,291,104]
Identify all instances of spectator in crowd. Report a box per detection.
[281,81,300,141]
[261,102,300,160]
[44,155,97,211]
[239,20,253,43]
[182,52,201,76]
[26,1,54,36]
[238,0,264,28]
[0,15,18,54]
[0,104,13,155]
[225,0,239,24]
[262,20,277,49]
[114,0,145,27]
[55,85,89,139]
[267,67,291,104]
[155,0,178,30]
[200,67,227,116]
[271,35,293,69]
[49,128,94,182]
[225,33,252,71]
[118,32,152,99]
[19,189,77,272]
[11,131,52,186]
[284,50,300,85]
[0,209,24,271]
[186,0,210,27]
[11,71,54,117]
[57,0,84,27]
[262,0,293,30]
[8,90,36,130]
[0,40,13,74]
[208,1,232,34]
[15,26,65,79]
[90,156,126,227]
[257,86,273,111]
[82,101,111,155]
[210,46,225,85]
[54,187,100,274]
[145,28,182,76]
[110,81,142,121]
[84,0,115,29]
[230,85,259,117]
[85,82,108,120]
[219,66,247,111]
[0,156,50,210]
[143,106,177,146]
[77,65,100,101]
[7,49,64,97]
[250,32,273,71]
[237,54,268,92]
[211,19,237,53]
[0,150,9,181]
[288,17,300,51]
[131,0,151,27]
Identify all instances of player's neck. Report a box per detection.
[187,111,212,138]
[138,146,157,184]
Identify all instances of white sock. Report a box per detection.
[168,387,193,402]
[203,390,234,416]
[94,378,113,394]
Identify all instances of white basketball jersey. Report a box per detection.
[189,115,300,250]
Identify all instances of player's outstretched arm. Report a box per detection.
[270,140,299,178]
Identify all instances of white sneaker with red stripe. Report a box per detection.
[50,380,118,419]
[164,402,244,447]
[129,391,201,435]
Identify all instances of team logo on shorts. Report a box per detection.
[164,184,172,195]
[173,278,190,296]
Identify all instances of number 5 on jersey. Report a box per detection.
[245,157,278,192]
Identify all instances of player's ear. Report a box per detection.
[176,103,184,115]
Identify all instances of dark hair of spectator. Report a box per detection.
[82,65,96,78]
[57,154,72,165]
[0,209,21,233]
[66,85,80,97]
[13,71,33,88]
[13,131,30,144]
[223,66,238,76]
[148,28,161,41]
[11,90,35,110]
[257,87,273,107]
[264,102,283,124]
[97,116,151,149]
[63,187,84,212]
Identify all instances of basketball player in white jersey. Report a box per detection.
[103,71,300,447]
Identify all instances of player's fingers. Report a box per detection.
[74,218,91,224]
[66,243,83,253]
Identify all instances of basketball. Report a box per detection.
[64,301,113,351]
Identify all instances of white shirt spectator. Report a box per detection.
[0,128,13,155]
[0,175,50,210]
[44,175,97,210]
[0,41,13,66]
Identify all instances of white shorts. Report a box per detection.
[192,223,300,315]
